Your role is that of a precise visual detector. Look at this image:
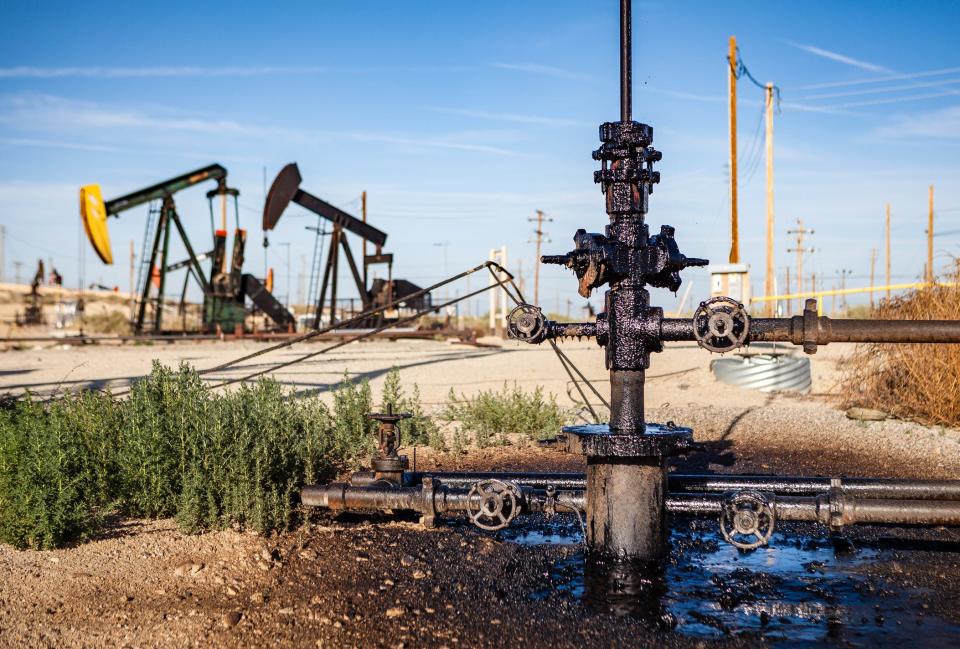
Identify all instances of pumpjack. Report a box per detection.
[80,164,294,334]
[263,163,431,328]
[14,260,46,326]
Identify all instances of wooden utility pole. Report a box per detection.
[728,36,739,264]
[529,209,551,305]
[885,203,891,299]
[516,259,526,299]
[361,191,368,289]
[927,185,934,284]
[869,248,877,310]
[787,219,814,314]
[785,266,791,314]
[764,81,775,315]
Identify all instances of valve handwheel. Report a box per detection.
[467,479,522,531]
[507,304,548,343]
[720,491,776,550]
[693,297,750,353]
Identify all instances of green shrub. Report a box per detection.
[119,362,207,518]
[175,379,342,534]
[0,393,120,549]
[379,367,439,447]
[441,383,571,448]
[333,372,377,458]
[0,363,376,549]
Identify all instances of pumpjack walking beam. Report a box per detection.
[263,163,390,328]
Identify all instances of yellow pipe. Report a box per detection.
[750,281,956,303]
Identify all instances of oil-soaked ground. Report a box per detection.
[505,515,960,647]
[254,510,960,649]
[195,444,960,648]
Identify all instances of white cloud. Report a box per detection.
[787,42,893,74]
[0,94,517,156]
[874,105,960,139]
[430,107,582,127]
[491,62,596,83]
[0,137,125,153]
[0,94,258,135]
[0,66,327,79]
[799,77,960,101]
[798,66,960,91]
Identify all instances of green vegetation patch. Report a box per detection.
[442,382,572,448]
[0,363,374,549]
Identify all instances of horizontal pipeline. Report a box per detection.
[404,472,960,501]
[661,316,960,346]
[301,482,960,528]
[667,493,960,527]
[301,482,585,515]
[545,315,960,348]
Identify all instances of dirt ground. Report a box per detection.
[1,337,959,647]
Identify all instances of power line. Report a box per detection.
[729,47,782,110]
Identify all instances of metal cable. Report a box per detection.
[109,262,509,396]
[205,278,513,390]
[486,263,608,423]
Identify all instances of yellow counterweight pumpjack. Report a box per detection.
[80,164,294,334]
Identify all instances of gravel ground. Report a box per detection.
[1,337,958,647]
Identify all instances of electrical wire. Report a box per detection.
[729,47,782,112]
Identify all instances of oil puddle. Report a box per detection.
[516,517,960,646]
[496,515,583,546]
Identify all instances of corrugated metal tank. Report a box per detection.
[710,343,812,394]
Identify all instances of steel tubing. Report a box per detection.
[667,493,960,527]
[661,316,960,346]
[301,483,585,515]
[406,472,960,502]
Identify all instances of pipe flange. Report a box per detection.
[561,423,694,458]
[720,490,776,550]
[693,297,750,353]
[467,480,522,531]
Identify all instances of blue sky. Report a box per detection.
[1,0,958,314]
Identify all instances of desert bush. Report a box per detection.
[379,366,440,446]
[441,383,571,447]
[839,262,960,426]
[0,363,374,549]
[81,310,131,335]
[175,379,342,534]
[0,392,120,549]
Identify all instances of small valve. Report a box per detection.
[693,297,750,353]
[467,479,522,531]
[720,491,776,550]
[507,304,548,344]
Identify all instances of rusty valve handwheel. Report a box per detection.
[720,491,776,550]
[467,479,522,531]
[693,297,750,353]
[506,304,548,343]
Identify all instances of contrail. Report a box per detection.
[798,66,960,90]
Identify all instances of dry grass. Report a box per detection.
[839,261,960,426]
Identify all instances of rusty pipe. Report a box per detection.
[661,315,960,351]
[301,482,585,515]
[304,480,960,528]
[667,493,960,527]
[406,472,960,502]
